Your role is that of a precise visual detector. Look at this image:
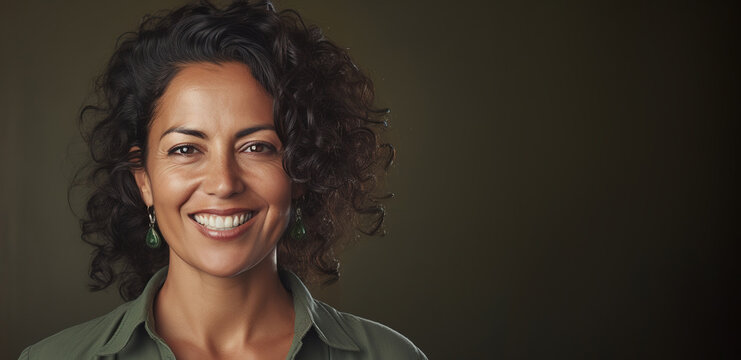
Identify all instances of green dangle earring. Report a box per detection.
[145,206,162,249]
[290,207,306,240]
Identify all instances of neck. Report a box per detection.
[154,250,295,353]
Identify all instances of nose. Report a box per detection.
[203,153,246,198]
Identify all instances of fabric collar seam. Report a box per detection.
[96,311,141,355]
[97,267,167,355]
[281,270,360,351]
[304,302,359,351]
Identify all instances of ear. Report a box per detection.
[130,146,153,206]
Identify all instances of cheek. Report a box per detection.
[250,165,293,218]
[150,167,198,210]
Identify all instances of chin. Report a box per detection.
[187,248,275,279]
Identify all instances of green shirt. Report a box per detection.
[20,268,426,359]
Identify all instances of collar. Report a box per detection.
[279,270,360,352]
[96,267,359,355]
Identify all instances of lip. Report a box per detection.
[189,208,256,241]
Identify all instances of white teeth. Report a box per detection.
[194,212,252,230]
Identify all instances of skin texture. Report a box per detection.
[133,62,296,359]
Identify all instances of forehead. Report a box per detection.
[151,62,274,135]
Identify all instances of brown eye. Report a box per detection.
[244,143,269,153]
[169,145,198,155]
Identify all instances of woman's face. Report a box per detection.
[133,62,294,278]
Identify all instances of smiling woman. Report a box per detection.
[18,1,425,359]
[133,63,293,280]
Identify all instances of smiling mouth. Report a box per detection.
[192,212,254,231]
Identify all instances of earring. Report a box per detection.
[290,207,306,240]
[145,206,162,248]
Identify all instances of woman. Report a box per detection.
[20,1,425,359]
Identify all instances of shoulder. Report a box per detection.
[19,302,131,360]
[313,300,428,359]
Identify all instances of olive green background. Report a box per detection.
[1,0,738,359]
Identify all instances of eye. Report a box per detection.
[168,145,199,156]
[243,143,275,153]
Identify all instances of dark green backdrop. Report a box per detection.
[1,0,738,359]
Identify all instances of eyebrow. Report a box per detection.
[160,125,275,140]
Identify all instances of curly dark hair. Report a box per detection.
[76,0,392,301]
